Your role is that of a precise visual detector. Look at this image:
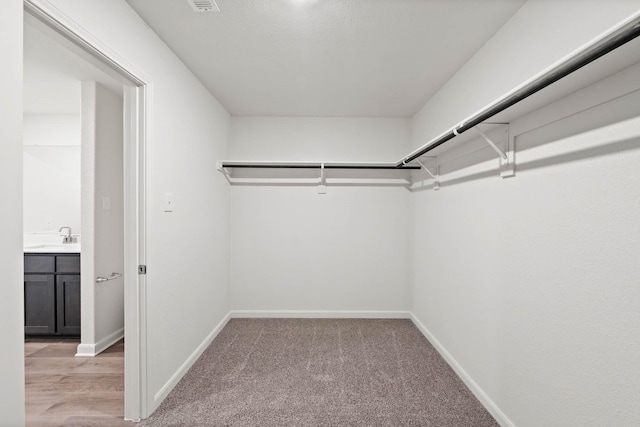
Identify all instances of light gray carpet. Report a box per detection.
[140,319,498,426]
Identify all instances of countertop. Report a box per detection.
[24,243,81,254]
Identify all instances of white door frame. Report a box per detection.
[24,0,149,420]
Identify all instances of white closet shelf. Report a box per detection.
[218,161,420,170]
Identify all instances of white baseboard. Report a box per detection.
[410,313,514,427]
[75,344,96,357]
[230,310,412,319]
[153,312,232,405]
[75,327,124,357]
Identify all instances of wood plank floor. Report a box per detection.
[25,338,131,427]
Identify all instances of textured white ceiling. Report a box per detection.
[125,0,525,117]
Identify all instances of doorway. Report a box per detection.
[24,1,148,421]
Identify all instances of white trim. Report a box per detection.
[410,313,515,427]
[75,327,125,357]
[24,0,146,85]
[126,82,150,421]
[230,310,412,319]
[24,0,150,421]
[152,313,232,406]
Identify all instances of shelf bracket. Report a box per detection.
[416,157,439,191]
[473,126,507,160]
[474,124,514,178]
[318,162,326,194]
[216,161,232,184]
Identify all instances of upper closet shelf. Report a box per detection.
[218,161,419,170]
[218,161,420,187]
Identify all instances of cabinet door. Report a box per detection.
[56,274,81,336]
[24,275,56,335]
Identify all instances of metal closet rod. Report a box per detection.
[396,14,640,167]
[221,162,420,170]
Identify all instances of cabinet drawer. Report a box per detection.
[56,255,80,273]
[24,255,55,273]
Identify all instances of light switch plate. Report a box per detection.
[164,193,174,212]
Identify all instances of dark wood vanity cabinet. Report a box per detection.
[24,254,80,337]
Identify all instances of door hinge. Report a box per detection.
[138,265,147,275]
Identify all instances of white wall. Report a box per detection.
[93,83,125,348]
[229,117,411,314]
[23,114,81,147]
[77,81,125,356]
[23,114,81,233]
[36,0,232,415]
[410,2,640,426]
[80,81,98,349]
[0,1,25,425]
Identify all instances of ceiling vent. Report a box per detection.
[187,0,220,13]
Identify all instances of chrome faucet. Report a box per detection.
[59,226,74,244]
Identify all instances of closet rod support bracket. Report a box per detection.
[217,161,232,184]
[318,162,327,194]
[474,124,514,178]
[474,126,507,160]
[416,157,439,191]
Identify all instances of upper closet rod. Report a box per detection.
[221,162,420,170]
[397,14,640,167]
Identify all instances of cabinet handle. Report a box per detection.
[96,272,122,283]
